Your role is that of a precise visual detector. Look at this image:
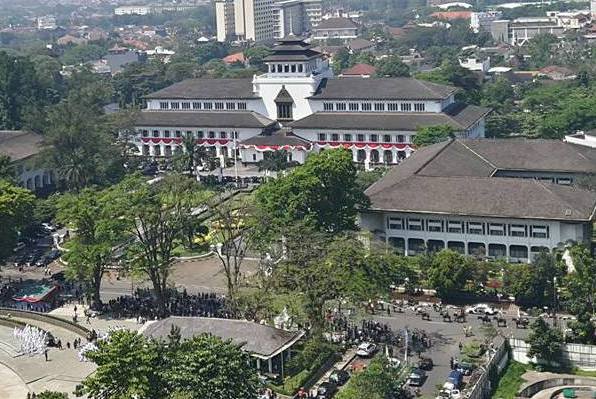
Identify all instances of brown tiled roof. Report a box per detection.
[341,63,377,76]
[142,316,304,358]
[0,131,44,161]
[145,79,257,99]
[240,128,310,147]
[136,111,276,128]
[366,174,596,221]
[364,139,596,221]
[290,105,490,131]
[311,77,459,100]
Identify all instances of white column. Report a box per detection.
[352,148,358,162]
[392,150,398,164]
[405,148,413,158]
[160,144,166,157]
[364,148,371,170]
[149,145,156,156]
[267,358,273,373]
[378,150,384,164]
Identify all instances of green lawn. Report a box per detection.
[572,368,596,378]
[492,361,530,399]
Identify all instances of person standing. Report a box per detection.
[44,349,48,361]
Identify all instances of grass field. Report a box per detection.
[492,361,530,399]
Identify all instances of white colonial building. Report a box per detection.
[132,37,490,168]
[359,139,596,262]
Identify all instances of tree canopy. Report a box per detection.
[78,329,259,399]
[0,180,35,264]
[412,125,455,147]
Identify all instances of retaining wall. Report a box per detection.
[510,338,596,371]
[0,308,90,337]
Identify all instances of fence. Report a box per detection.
[467,336,510,399]
[510,338,596,370]
[0,308,90,337]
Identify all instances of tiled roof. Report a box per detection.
[0,131,44,161]
[290,105,490,131]
[310,77,459,100]
[341,63,377,76]
[145,78,257,99]
[141,316,304,358]
[135,111,276,128]
[240,128,310,147]
[364,139,596,221]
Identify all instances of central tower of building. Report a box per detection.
[252,36,333,122]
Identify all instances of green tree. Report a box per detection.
[257,150,297,173]
[109,175,208,316]
[78,329,258,399]
[244,45,272,72]
[563,246,596,344]
[0,180,35,264]
[56,188,126,306]
[163,334,259,399]
[480,77,515,113]
[527,33,558,68]
[527,318,564,365]
[254,149,369,237]
[0,155,14,180]
[427,249,475,299]
[375,55,410,77]
[412,125,455,147]
[77,329,165,399]
[61,44,107,65]
[336,357,409,399]
[43,85,122,189]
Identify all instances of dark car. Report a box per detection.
[329,369,350,386]
[408,368,427,387]
[317,381,338,399]
[418,357,434,371]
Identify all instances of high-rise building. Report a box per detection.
[216,0,321,42]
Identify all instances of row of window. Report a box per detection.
[322,102,427,113]
[140,129,239,139]
[387,217,550,239]
[317,133,412,143]
[268,63,312,74]
[158,101,248,111]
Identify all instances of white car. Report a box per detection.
[466,304,496,315]
[42,222,57,232]
[437,389,460,399]
[356,342,377,357]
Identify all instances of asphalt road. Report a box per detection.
[369,305,533,398]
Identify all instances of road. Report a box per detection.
[368,305,533,398]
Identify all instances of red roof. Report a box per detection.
[223,52,246,65]
[341,63,377,76]
[387,26,406,37]
[431,11,472,20]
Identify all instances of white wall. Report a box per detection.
[510,338,596,370]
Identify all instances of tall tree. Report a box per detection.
[79,329,258,399]
[527,317,564,365]
[254,149,369,237]
[109,174,208,316]
[427,249,475,299]
[256,150,297,173]
[563,246,596,344]
[0,180,35,264]
[56,188,126,306]
[375,55,410,77]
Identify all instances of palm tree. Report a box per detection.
[181,132,207,177]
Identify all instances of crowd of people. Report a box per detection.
[102,288,231,320]
[327,312,401,347]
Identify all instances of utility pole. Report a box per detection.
[233,131,239,187]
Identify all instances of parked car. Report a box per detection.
[408,369,426,386]
[466,303,496,315]
[443,370,463,391]
[329,369,350,386]
[437,389,461,399]
[418,357,434,370]
[356,342,377,357]
[317,381,337,399]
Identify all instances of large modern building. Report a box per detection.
[359,139,596,262]
[215,0,321,42]
[131,37,489,168]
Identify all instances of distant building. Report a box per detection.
[431,11,472,21]
[215,0,321,42]
[538,65,576,80]
[57,34,87,46]
[359,138,596,262]
[222,51,247,65]
[490,13,586,46]
[37,16,57,30]
[565,129,596,148]
[347,38,375,52]
[340,63,377,77]
[459,57,490,73]
[114,5,152,15]
[312,17,358,40]
[470,11,503,33]
[0,131,53,192]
